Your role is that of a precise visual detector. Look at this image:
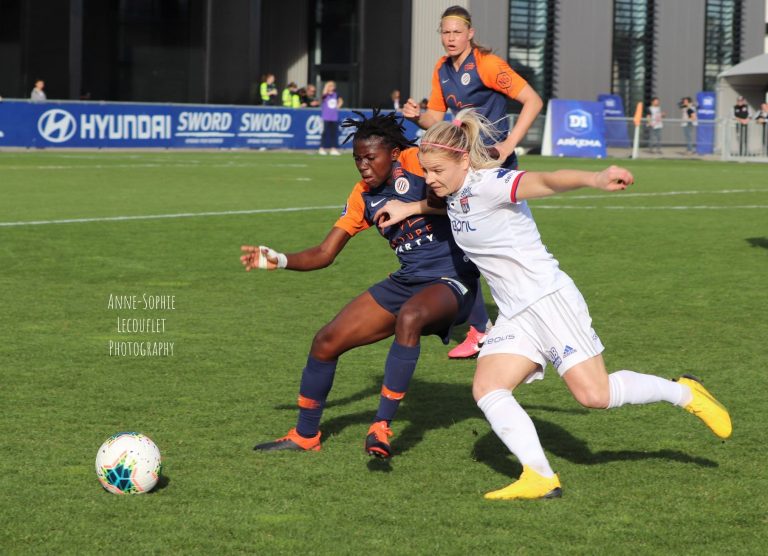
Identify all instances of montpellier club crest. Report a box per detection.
[394,177,410,195]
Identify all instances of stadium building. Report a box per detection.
[0,0,765,116]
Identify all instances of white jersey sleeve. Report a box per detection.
[474,168,527,208]
[446,168,573,319]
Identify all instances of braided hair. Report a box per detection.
[341,108,415,151]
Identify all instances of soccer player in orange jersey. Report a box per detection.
[242,111,480,458]
[403,5,543,359]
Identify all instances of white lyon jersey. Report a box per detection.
[445,168,573,319]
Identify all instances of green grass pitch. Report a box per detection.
[1,150,766,554]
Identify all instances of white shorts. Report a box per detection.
[478,282,604,383]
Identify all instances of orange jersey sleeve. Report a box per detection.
[334,182,370,237]
[398,147,423,177]
[426,57,449,113]
[475,50,527,100]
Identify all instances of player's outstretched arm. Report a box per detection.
[241,227,351,272]
[516,166,634,201]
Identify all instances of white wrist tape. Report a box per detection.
[258,246,287,269]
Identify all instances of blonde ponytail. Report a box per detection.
[419,108,500,170]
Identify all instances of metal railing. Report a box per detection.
[602,116,768,162]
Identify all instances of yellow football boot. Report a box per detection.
[675,374,732,439]
[484,465,562,500]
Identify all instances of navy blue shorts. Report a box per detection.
[368,275,478,344]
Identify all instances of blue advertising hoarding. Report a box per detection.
[598,94,630,148]
[696,91,716,155]
[549,99,607,158]
[0,100,422,149]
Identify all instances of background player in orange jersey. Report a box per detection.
[403,5,544,359]
[241,111,480,459]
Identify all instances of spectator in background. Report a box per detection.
[319,81,343,156]
[30,79,46,102]
[755,102,768,156]
[282,82,301,108]
[260,74,279,106]
[680,97,697,155]
[301,84,320,107]
[733,96,750,156]
[390,89,401,111]
[296,87,308,107]
[646,97,665,154]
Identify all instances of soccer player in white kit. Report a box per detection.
[374,108,732,500]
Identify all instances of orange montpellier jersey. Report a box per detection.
[427,48,527,132]
[334,147,422,237]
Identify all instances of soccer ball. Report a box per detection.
[95,432,162,495]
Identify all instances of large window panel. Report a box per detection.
[508,0,556,106]
[612,0,655,112]
[704,0,742,91]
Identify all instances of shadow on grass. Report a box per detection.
[746,237,768,250]
[472,424,718,482]
[271,377,717,474]
[150,474,171,493]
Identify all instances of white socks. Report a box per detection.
[477,389,555,478]
[607,370,692,409]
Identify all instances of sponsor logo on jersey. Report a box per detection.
[394,177,410,194]
[392,166,404,180]
[562,345,577,358]
[370,198,386,207]
[458,184,474,197]
[547,347,562,369]
[460,73,471,86]
[463,62,476,71]
[486,334,515,344]
[495,168,512,179]
[496,72,512,90]
[451,220,476,233]
[340,203,348,216]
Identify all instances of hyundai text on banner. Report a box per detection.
[0,100,405,150]
[544,99,607,159]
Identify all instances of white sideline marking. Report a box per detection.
[2,203,766,229]
[2,186,767,228]
[0,206,342,227]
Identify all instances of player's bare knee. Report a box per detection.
[472,381,492,402]
[310,326,342,360]
[573,388,610,409]
[395,306,428,336]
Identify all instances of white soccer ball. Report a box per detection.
[95,432,162,495]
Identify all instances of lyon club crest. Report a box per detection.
[460,195,470,213]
